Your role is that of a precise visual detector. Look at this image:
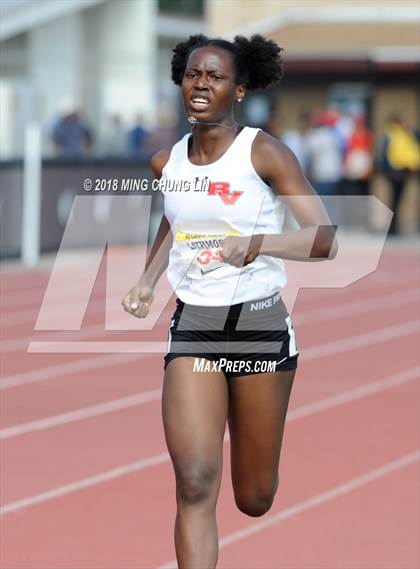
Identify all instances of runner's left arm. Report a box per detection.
[221,132,338,266]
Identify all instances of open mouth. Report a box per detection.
[190,96,210,111]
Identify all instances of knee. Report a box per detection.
[176,463,218,506]
[235,491,275,517]
[235,478,279,517]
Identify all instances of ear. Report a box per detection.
[235,84,246,102]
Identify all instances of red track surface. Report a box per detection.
[1,238,419,568]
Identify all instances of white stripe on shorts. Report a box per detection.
[285,315,298,357]
[167,318,175,354]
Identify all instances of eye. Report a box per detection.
[212,75,223,81]
[185,71,197,79]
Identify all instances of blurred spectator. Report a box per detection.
[129,113,149,157]
[344,115,373,191]
[99,113,128,157]
[379,115,420,235]
[281,112,311,171]
[335,110,355,146]
[51,99,93,158]
[306,110,344,193]
[305,109,345,224]
[343,115,374,228]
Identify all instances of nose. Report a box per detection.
[195,76,209,90]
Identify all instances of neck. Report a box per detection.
[189,115,239,163]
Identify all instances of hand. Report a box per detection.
[121,281,154,318]
[221,234,264,267]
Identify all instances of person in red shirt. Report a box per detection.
[343,115,374,228]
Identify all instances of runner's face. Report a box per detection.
[182,47,244,123]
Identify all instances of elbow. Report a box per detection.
[313,243,337,259]
[311,226,338,260]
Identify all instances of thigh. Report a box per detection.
[162,357,229,483]
[227,369,295,492]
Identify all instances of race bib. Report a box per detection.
[174,228,240,280]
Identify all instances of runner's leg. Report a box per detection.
[162,357,228,568]
[227,369,296,516]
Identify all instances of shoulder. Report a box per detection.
[252,129,290,155]
[150,133,190,177]
[150,148,172,178]
[251,129,302,176]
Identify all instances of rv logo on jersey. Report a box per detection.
[208,182,243,205]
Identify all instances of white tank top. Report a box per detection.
[161,126,287,306]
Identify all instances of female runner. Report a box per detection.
[122,34,337,569]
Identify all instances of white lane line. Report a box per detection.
[2,301,175,354]
[1,364,418,440]
[3,270,418,336]
[303,319,419,360]
[5,286,410,352]
[1,366,417,513]
[2,263,416,312]
[1,250,147,306]
[2,267,112,308]
[0,354,145,391]
[2,303,176,354]
[159,451,420,569]
[26,341,178,353]
[221,451,420,546]
[0,452,170,515]
[4,266,419,332]
[2,269,418,352]
[3,298,105,329]
[25,318,420,355]
[0,306,169,354]
[293,288,419,325]
[286,365,419,420]
[2,318,419,391]
[0,389,162,439]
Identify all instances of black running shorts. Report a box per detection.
[164,291,298,379]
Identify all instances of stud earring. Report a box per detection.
[237,98,242,102]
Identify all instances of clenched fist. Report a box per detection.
[121,282,154,318]
[221,234,264,267]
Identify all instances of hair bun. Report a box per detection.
[234,34,283,91]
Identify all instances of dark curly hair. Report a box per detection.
[171,34,284,91]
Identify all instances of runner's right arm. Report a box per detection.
[121,148,172,318]
[141,212,172,287]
